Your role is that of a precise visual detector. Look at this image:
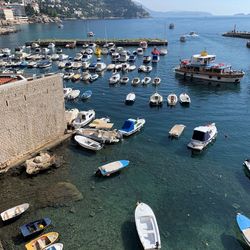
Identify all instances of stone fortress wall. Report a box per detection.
[0,74,66,169]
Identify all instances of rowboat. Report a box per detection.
[95,160,130,176]
[25,232,59,250]
[74,135,103,151]
[1,203,29,222]
[236,213,250,247]
[142,77,151,85]
[81,90,92,100]
[119,118,145,136]
[149,92,163,106]
[131,77,140,86]
[179,93,191,105]
[20,218,51,238]
[44,243,63,250]
[152,77,161,86]
[125,92,136,105]
[167,94,178,106]
[72,109,95,128]
[169,124,186,138]
[135,202,161,250]
[120,76,129,84]
[67,90,80,100]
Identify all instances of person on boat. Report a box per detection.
[155,241,159,249]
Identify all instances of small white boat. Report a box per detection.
[51,54,59,61]
[139,41,148,49]
[58,61,66,69]
[243,159,250,171]
[72,62,82,70]
[189,31,199,37]
[169,124,186,138]
[188,123,217,151]
[150,92,163,106]
[48,42,55,49]
[82,61,90,70]
[107,64,116,71]
[63,88,72,98]
[95,160,130,176]
[121,63,130,72]
[138,65,146,72]
[59,54,68,61]
[143,55,151,64]
[89,74,99,82]
[27,61,37,68]
[96,62,106,72]
[131,77,140,86]
[72,73,81,82]
[137,48,144,56]
[167,94,178,106]
[179,93,191,105]
[67,90,80,100]
[109,73,120,85]
[82,72,91,81]
[135,202,161,250]
[160,48,168,56]
[72,110,95,128]
[63,72,74,80]
[1,203,29,222]
[44,243,63,250]
[120,76,129,84]
[74,135,103,151]
[142,77,151,85]
[125,92,136,104]
[74,53,83,61]
[119,118,145,136]
[128,65,136,71]
[145,66,152,73]
[152,77,161,86]
[180,35,186,42]
[236,213,250,247]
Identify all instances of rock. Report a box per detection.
[25,152,56,175]
[37,182,83,208]
[0,241,3,250]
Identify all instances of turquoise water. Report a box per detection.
[1,17,250,249]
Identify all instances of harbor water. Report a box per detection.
[1,16,250,249]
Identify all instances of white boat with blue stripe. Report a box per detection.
[95,160,130,176]
[236,213,250,246]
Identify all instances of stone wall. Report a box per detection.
[0,74,66,169]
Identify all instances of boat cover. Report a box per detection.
[121,120,135,132]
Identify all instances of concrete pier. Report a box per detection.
[222,31,250,39]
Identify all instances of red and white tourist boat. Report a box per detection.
[174,51,244,83]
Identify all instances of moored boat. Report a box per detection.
[67,89,80,100]
[179,93,191,105]
[188,123,217,151]
[63,88,72,98]
[44,243,63,250]
[72,109,95,128]
[125,92,136,104]
[109,73,120,85]
[149,92,163,106]
[95,160,130,176]
[167,94,178,106]
[243,159,250,171]
[169,124,186,138]
[81,90,92,100]
[180,35,186,42]
[119,118,145,136]
[89,74,99,82]
[72,73,81,82]
[131,77,140,86]
[1,203,29,222]
[142,77,151,85]
[135,202,161,250]
[236,213,250,247]
[25,232,59,250]
[120,76,129,84]
[152,77,161,86]
[174,51,244,83]
[74,135,103,151]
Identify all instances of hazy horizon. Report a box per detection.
[136,0,250,15]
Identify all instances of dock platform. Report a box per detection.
[25,38,168,47]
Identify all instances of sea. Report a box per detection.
[1,16,250,250]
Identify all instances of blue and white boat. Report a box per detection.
[95,160,130,176]
[37,60,52,68]
[119,118,145,137]
[236,213,250,246]
[45,243,63,250]
[82,90,92,100]
[20,217,51,238]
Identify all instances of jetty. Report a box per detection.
[25,38,168,47]
[222,31,250,39]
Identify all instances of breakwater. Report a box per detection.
[25,38,168,47]
[222,31,250,39]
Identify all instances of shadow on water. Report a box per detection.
[235,166,250,194]
[121,220,143,250]
[221,233,249,250]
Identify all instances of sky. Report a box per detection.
[136,0,250,15]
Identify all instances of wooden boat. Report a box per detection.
[179,93,191,105]
[74,135,103,151]
[236,213,250,247]
[125,92,136,105]
[89,118,113,129]
[131,77,140,86]
[20,218,51,238]
[142,77,151,85]
[82,72,91,81]
[67,90,80,100]
[188,123,217,151]
[95,160,130,176]
[119,118,145,137]
[1,203,29,222]
[135,202,161,250]
[169,124,186,138]
[120,76,129,84]
[167,94,178,106]
[44,243,63,250]
[25,232,59,250]
[152,77,161,86]
[81,90,92,100]
[72,109,95,128]
[72,73,81,82]
[149,92,163,106]
[76,128,122,144]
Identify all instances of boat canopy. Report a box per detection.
[121,120,135,132]
[192,130,209,142]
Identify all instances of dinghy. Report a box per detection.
[152,77,161,86]
[169,124,186,138]
[89,74,99,82]
[81,90,92,100]
[236,213,250,247]
[142,77,151,85]
[67,90,80,100]
[82,72,91,81]
[25,232,59,250]
[243,159,250,171]
[72,73,81,82]
[72,110,95,128]
[188,123,217,151]
[135,202,161,250]
[125,92,136,105]
[64,88,72,99]
[131,77,140,86]
[1,203,29,222]
[120,76,129,84]
[109,73,120,85]
[149,92,163,106]
[44,243,63,250]
[20,218,51,238]
[167,94,178,106]
[119,118,145,137]
[63,72,74,80]
[179,93,191,105]
[95,160,130,176]
[74,135,103,151]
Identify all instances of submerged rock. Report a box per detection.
[37,182,83,208]
[25,152,56,175]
